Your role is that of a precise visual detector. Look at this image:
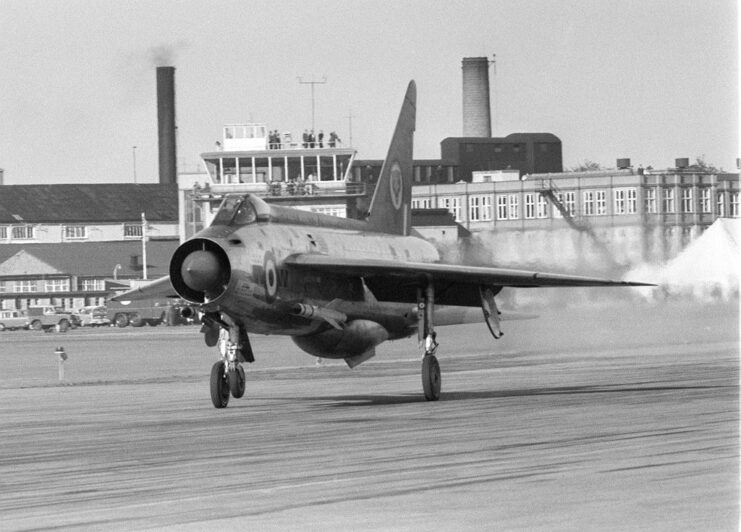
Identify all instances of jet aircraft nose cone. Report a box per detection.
[181,250,222,292]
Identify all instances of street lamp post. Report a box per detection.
[141,212,148,280]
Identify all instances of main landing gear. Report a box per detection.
[205,313,253,408]
[419,282,441,401]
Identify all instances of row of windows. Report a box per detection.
[414,188,740,222]
[415,190,626,222]
[645,189,740,216]
[0,224,145,241]
[0,279,106,294]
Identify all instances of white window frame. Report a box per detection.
[663,188,675,214]
[45,279,70,293]
[439,197,461,222]
[700,188,711,213]
[0,226,7,240]
[310,206,346,217]
[11,225,35,240]
[411,198,432,209]
[645,188,657,214]
[81,279,106,291]
[13,280,37,293]
[524,193,535,219]
[508,194,519,220]
[496,195,508,220]
[468,196,481,222]
[481,195,492,221]
[564,191,576,217]
[537,195,548,218]
[731,192,740,217]
[717,192,725,217]
[583,191,594,216]
[63,225,88,240]
[626,188,637,214]
[681,188,693,213]
[124,223,143,238]
[596,190,606,215]
[614,189,626,215]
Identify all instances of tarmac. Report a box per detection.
[0,299,738,530]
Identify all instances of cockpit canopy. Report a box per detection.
[210,194,270,227]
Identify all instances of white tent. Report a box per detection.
[625,218,740,301]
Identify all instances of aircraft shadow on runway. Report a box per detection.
[296,383,728,407]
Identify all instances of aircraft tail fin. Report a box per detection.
[366,81,416,236]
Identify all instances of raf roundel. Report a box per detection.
[389,161,403,210]
[263,252,278,302]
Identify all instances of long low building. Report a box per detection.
[410,163,739,269]
[0,184,179,311]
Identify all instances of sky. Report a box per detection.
[0,0,738,184]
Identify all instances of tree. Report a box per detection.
[691,155,719,173]
[569,160,603,172]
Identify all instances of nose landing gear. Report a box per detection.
[207,313,253,408]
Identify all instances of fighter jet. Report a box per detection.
[115,81,649,408]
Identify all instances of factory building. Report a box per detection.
[410,161,739,269]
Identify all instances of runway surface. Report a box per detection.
[0,299,738,530]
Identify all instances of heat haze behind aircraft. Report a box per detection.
[115,81,650,407]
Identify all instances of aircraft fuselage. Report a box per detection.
[171,201,439,357]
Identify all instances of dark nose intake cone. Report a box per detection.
[181,250,222,292]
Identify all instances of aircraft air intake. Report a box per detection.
[170,238,231,303]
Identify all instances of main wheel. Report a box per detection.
[114,314,129,328]
[210,360,230,408]
[228,365,246,398]
[130,315,144,327]
[57,319,70,332]
[422,355,441,401]
[30,320,42,331]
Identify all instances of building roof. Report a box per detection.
[0,239,179,278]
[0,184,178,224]
[411,208,471,238]
[441,133,561,145]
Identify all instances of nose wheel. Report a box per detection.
[208,314,253,408]
[228,365,246,398]
[210,360,230,408]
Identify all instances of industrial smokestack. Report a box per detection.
[157,66,177,184]
[462,57,492,137]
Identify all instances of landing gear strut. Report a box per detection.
[206,312,253,408]
[418,281,441,401]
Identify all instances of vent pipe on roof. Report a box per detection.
[157,67,177,184]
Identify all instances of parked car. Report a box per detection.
[26,306,80,332]
[0,309,28,331]
[76,306,111,327]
